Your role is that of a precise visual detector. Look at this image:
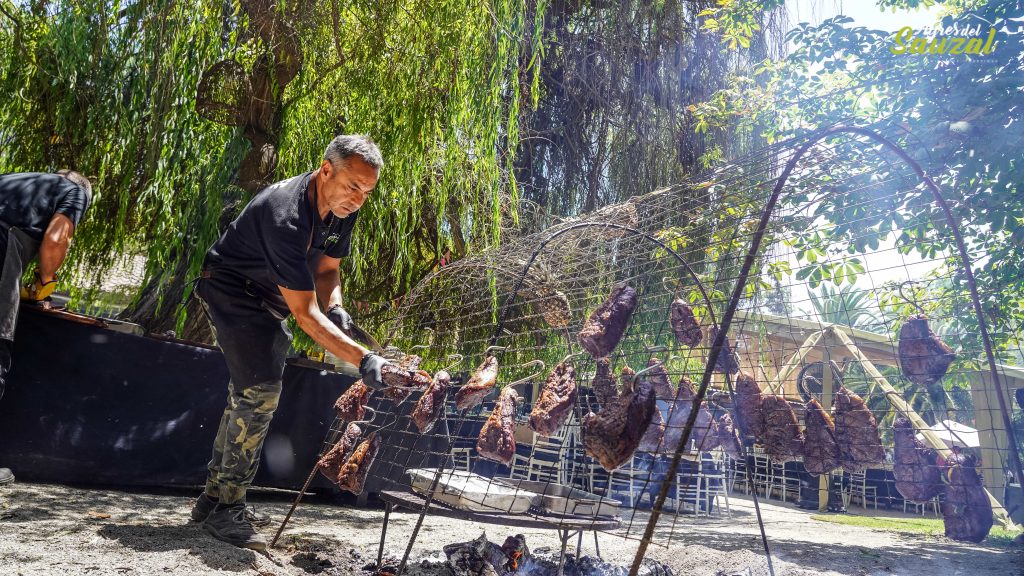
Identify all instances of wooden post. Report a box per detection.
[818,335,835,513]
[830,328,1012,525]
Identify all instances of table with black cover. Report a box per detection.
[0,305,448,495]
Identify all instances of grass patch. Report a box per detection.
[811,514,1020,548]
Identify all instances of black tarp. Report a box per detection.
[0,306,448,494]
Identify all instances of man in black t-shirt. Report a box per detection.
[0,169,93,486]
[191,135,397,551]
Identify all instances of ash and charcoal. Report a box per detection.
[375,532,673,576]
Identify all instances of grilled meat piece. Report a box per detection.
[833,386,886,472]
[941,451,993,543]
[892,416,942,502]
[694,402,720,452]
[381,354,428,403]
[578,283,638,358]
[733,371,765,441]
[759,395,804,462]
[591,357,618,407]
[381,365,433,389]
[675,375,697,403]
[717,413,743,460]
[802,399,841,475]
[898,314,955,390]
[337,431,381,494]
[646,358,675,399]
[528,361,578,437]
[412,370,451,434]
[670,298,702,347]
[334,380,371,422]
[455,355,499,411]
[477,387,519,465]
[317,422,363,484]
[582,375,657,471]
[638,401,666,453]
[708,326,740,374]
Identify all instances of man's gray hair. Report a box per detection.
[323,134,383,171]
[56,169,93,207]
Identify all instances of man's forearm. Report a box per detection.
[314,272,344,311]
[37,239,70,282]
[297,310,367,365]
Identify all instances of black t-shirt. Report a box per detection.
[0,172,91,240]
[204,171,357,312]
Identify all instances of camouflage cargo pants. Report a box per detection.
[195,272,291,504]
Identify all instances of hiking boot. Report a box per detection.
[0,468,13,485]
[191,493,271,527]
[203,502,268,551]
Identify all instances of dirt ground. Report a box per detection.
[0,481,1019,576]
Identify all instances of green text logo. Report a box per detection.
[889,26,997,56]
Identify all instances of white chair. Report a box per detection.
[450,447,472,472]
[846,471,878,509]
[903,495,940,516]
[768,461,801,503]
[700,469,732,517]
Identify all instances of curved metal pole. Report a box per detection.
[629,124,1024,576]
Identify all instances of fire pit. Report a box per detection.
[376,490,621,576]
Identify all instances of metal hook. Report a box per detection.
[898,280,926,315]
[441,353,464,372]
[410,344,430,352]
[644,344,669,354]
[484,345,508,357]
[351,405,379,427]
[507,359,547,388]
[560,351,588,365]
[631,362,663,386]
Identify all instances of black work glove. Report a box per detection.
[326,304,354,336]
[359,352,390,390]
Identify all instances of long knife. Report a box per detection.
[347,320,383,353]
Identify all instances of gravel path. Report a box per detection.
[0,482,1019,576]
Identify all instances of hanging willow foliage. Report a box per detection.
[0,0,545,338]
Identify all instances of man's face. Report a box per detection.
[321,156,379,218]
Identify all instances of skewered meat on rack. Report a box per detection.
[646,358,675,399]
[898,314,955,390]
[708,326,740,374]
[670,298,702,347]
[941,451,993,543]
[716,413,743,460]
[578,283,638,358]
[455,355,499,411]
[582,373,656,471]
[638,400,666,453]
[663,396,719,454]
[317,422,364,484]
[733,371,765,441]
[528,361,578,437]
[590,357,618,407]
[477,387,519,465]
[381,354,433,389]
[337,431,381,494]
[412,370,451,434]
[802,399,841,475]
[333,380,371,423]
[381,354,427,403]
[761,395,804,462]
[833,386,886,472]
[892,416,942,502]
